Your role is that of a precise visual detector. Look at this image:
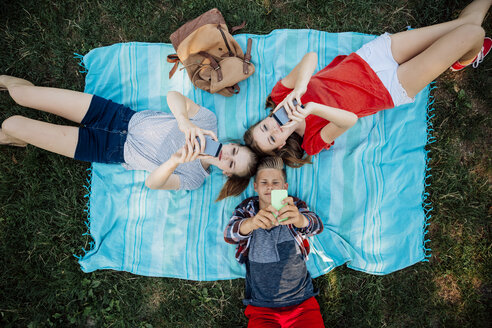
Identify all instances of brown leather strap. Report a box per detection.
[167,54,180,79]
[226,84,240,94]
[169,62,179,79]
[217,25,234,57]
[243,38,253,75]
[167,54,179,63]
[198,51,223,82]
[230,21,246,34]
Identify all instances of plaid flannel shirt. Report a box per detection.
[223,196,323,264]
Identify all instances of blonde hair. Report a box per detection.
[215,145,258,201]
[255,156,286,182]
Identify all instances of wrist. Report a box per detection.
[305,102,317,115]
[294,214,309,228]
[239,218,254,235]
[169,155,181,165]
[294,84,307,94]
[176,116,190,128]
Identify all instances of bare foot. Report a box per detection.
[0,75,34,90]
[0,128,27,147]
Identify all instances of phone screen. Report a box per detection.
[272,100,303,126]
[271,189,288,222]
[197,135,222,157]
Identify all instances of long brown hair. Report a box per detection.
[243,96,311,168]
[216,145,258,201]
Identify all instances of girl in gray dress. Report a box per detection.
[0,75,257,198]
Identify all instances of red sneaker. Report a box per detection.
[450,37,492,71]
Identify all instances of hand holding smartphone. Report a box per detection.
[271,189,289,222]
[272,99,304,126]
[196,135,222,157]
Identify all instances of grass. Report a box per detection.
[0,0,491,327]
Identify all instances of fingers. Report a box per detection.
[264,204,279,214]
[281,197,294,206]
[176,146,187,163]
[277,202,300,224]
[255,216,276,230]
[185,140,194,162]
[278,216,296,225]
[190,139,201,161]
[283,121,296,129]
[195,129,206,153]
[278,205,297,217]
[272,102,283,114]
[177,139,201,163]
[203,129,218,141]
[277,209,297,224]
[197,154,213,160]
[254,208,279,229]
[190,128,196,146]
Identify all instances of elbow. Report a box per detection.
[306,52,317,60]
[306,52,318,64]
[166,90,185,105]
[347,113,358,128]
[145,179,158,190]
[166,90,179,101]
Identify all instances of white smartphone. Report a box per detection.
[271,189,288,222]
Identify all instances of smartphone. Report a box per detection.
[272,99,303,126]
[271,189,289,222]
[196,135,222,157]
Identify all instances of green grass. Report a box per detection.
[1,0,491,327]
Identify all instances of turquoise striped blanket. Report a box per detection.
[77,30,432,279]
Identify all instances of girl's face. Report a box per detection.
[251,117,291,152]
[216,143,252,177]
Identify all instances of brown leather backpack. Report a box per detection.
[167,8,254,97]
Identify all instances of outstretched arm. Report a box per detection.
[145,140,201,190]
[167,91,217,152]
[275,52,318,113]
[284,101,358,144]
[167,91,201,120]
[307,102,358,145]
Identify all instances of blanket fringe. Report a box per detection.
[73,53,88,73]
[74,166,95,262]
[421,82,436,262]
[72,52,92,262]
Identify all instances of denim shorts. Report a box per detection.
[74,95,136,164]
[356,33,415,107]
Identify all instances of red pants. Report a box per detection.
[244,297,325,328]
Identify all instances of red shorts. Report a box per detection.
[244,297,325,328]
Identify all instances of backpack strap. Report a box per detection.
[230,21,246,34]
[217,25,234,57]
[226,84,240,94]
[167,54,180,79]
[198,51,223,82]
[243,38,252,75]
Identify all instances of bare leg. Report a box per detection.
[1,115,79,158]
[0,75,92,123]
[397,24,485,98]
[390,0,491,64]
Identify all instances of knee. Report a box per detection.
[2,115,25,135]
[458,24,485,43]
